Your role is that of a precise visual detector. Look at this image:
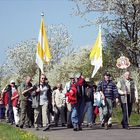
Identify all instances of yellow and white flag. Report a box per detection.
[36,17,51,73]
[89,28,102,78]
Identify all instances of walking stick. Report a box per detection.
[125,91,129,126]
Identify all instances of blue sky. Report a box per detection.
[0,0,99,65]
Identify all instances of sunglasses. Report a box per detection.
[42,77,47,80]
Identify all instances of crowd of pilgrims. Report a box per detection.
[0,71,138,131]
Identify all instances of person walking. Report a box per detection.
[65,81,78,131]
[0,92,5,121]
[10,80,20,127]
[52,83,66,127]
[19,76,34,128]
[117,71,138,129]
[82,79,94,127]
[2,82,14,124]
[97,72,119,130]
[63,74,75,128]
[35,74,52,131]
[75,73,86,130]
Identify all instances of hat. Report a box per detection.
[10,80,15,84]
[85,78,90,82]
[103,71,111,77]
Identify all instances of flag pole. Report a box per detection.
[38,12,44,85]
[39,68,41,86]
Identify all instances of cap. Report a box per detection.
[10,80,15,84]
[103,71,111,77]
[85,78,90,82]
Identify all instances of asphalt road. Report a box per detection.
[28,124,140,140]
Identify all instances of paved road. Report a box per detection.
[28,124,140,140]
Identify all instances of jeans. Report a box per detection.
[83,102,93,124]
[102,98,113,123]
[71,104,78,128]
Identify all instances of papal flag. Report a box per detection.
[89,28,102,78]
[36,15,51,73]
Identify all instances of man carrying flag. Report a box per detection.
[33,13,53,131]
[89,28,102,78]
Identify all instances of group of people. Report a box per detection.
[0,71,138,131]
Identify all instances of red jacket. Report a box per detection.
[3,92,9,107]
[76,77,85,86]
[11,91,19,107]
[65,85,77,104]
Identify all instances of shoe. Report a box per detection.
[54,123,58,127]
[35,127,39,131]
[61,123,65,127]
[39,125,43,128]
[43,124,50,131]
[105,123,108,130]
[88,123,93,128]
[126,127,130,130]
[73,128,78,131]
[101,119,104,127]
[124,126,130,130]
[108,124,112,128]
[122,125,125,129]
[67,124,73,128]
[101,122,105,127]
[19,125,23,129]
[78,125,82,131]
[122,125,130,129]
[16,125,19,127]
[26,125,31,128]
[6,120,10,123]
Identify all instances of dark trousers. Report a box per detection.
[25,101,33,126]
[0,104,5,119]
[19,101,31,126]
[67,110,72,127]
[121,101,132,128]
[77,98,85,126]
[54,106,66,125]
[8,106,14,123]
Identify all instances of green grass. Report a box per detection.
[0,123,47,140]
[94,107,140,126]
[112,107,140,126]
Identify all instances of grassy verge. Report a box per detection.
[112,107,140,126]
[0,123,47,140]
